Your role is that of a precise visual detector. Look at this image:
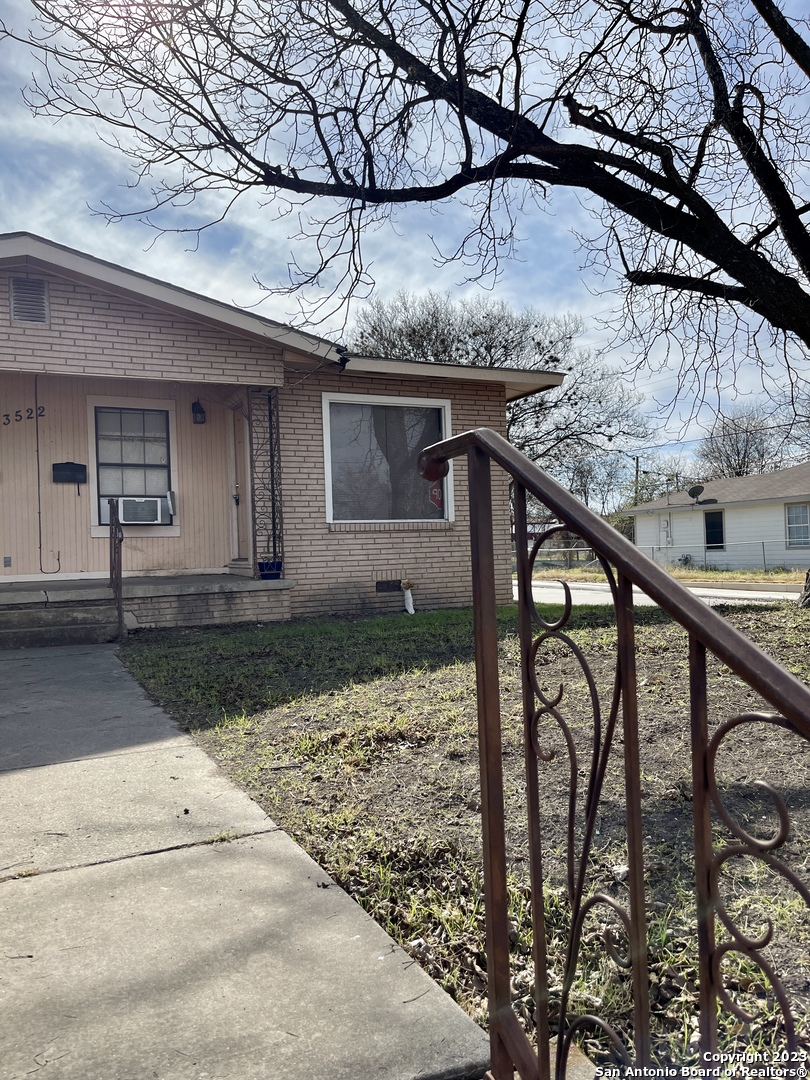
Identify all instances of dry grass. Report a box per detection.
[120,601,810,1068]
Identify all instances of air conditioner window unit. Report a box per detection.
[119,497,162,524]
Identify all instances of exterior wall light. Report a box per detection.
[192,399,206,425]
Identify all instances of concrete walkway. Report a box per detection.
[0,645,490,1080]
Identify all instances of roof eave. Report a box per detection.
[342,355,564,400]
[0,232,341,362]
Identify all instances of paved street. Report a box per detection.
[517,579,800,608]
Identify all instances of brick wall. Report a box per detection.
[0,259,518,618]
[125,587,291,628]
[0,271,284,385]
[278,370,512,617]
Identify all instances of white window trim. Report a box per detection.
[786,502,810,548]
[87,395,180,538]
[322,392,454,525]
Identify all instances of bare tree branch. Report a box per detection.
[3,0,810,388]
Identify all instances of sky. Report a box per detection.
[0,0,782,466]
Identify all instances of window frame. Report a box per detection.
[786,502,810,548]
[322,392,454,525]
[87,395,180,538]
[703,509,725,550]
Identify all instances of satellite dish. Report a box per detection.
[688,485,705,501]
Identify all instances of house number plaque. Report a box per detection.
[2,406,45,425]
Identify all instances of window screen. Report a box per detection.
[96,407,172,524]
[328,401,444,521]
[704,510,724,550]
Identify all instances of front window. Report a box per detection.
[324,395,450,522]
[787,503,810,547]
[95,407,172,524]
[704,510,724,550]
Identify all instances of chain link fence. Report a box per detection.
[643,539,810,572]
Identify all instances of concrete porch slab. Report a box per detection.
[1,834,489,1080]
[0,574,296,607]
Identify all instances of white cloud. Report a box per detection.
[0,1,607,328]
[2,0,787,460]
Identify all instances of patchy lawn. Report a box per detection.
[120,602,810,1068]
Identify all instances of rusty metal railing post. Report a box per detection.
[108,498,124,641]
[468,447,513,1079]
[616,572,651,1066]
[421,428,810,1070]
[689,633,718,1060]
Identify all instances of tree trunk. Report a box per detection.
[798,569,810,609]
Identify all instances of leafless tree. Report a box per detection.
[553,451,632,516]
[629,452,702,505]
[351,292,650,472]
[5,0,810,394]
[694,402,791,477]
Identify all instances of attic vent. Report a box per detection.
[10,278,49,325]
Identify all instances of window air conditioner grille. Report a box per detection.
[119,497,162,524]
[11,278,49,325]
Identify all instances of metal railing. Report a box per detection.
[420,429,810,1080]
[108,498,125,641]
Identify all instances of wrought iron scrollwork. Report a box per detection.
[417,427,810,1080]
[522,524,639,1074]
[249,387,284,575]
[705,713,810,1049]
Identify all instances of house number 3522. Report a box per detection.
[2,406,45,425]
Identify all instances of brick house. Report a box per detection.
[0,233,561,638]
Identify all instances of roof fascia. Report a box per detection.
[341,355,564,400]
[629,492,810,515]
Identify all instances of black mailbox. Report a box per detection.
[52,462,88,484]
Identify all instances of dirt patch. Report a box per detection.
[123,602,810,1066]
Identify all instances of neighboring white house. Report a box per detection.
[626,462,810,571]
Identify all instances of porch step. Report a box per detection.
[226,559,255,578]
[0,604,120,649]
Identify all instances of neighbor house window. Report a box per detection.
[95,407,172,524]
[323,394,451,522]
[786,503,810,547]
[704,510,725,550]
